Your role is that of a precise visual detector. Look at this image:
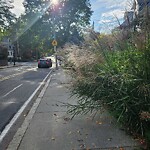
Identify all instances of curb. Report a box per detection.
[7,70,53,150]
[7,73,53,150]
[0,69,53,149]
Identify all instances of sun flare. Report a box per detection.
[51,0,58,5]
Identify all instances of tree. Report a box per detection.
[7,0,92,60]
[23,0,92,45]
[9,0,92,59]
[0,0,16,29]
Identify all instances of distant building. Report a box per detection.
[120,11,134,29]
[0,42,8,66]
[1,37,14,60]
[134,0,150,14]
[120,0,150,30]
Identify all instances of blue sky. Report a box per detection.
[12,0,133,33]
[90,0,132,33]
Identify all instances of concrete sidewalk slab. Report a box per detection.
[7,69,140,150]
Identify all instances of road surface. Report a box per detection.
[0,62,52,134]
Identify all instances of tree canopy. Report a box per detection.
[11,0,92,59]
[23,0,92,42]
[0,0,16,29]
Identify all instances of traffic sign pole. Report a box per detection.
[54,45,58,70]
[52,40,58,70]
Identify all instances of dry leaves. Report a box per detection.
[51,137,55,141]
[96,121,102,125]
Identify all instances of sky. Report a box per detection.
[11,0,133,33]
[90,0,133,33]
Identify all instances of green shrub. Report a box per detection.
[67,42,150,142]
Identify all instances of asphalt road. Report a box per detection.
[0,62,52,133]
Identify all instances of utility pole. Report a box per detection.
[92,21,95,30]
[54,45,58,69]
[52,37,58,69]
[16,29,20,60]
[13,46,16,66]
[54,29,58,70]
[16,29,19,54]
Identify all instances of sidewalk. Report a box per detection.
[0,62,21,69]
[7,68,140,150]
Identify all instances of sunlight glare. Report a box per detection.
[51,0,58,5]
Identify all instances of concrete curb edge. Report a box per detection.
[6,71,53,150]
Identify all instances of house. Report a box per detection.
[120,0,150,30]
[0,44,8,66]
[133,0,150,14]
[1,37,14,61]
[120,11,134,29]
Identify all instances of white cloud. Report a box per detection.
[90,0,133,32]
[100,19,111,23]
[102,9,125,19]
[97,0,132,9]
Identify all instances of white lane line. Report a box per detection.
[2,84,23,98]
[0,69,53,143]
[0,67,37,82]
[7,75,52,150]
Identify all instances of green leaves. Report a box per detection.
[0,0,16,29]
[8,0,92,59]
[67,41,150,142]
[23,0,92,44]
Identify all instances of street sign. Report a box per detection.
[52,40,57,46]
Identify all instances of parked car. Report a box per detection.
[38,58,52,68]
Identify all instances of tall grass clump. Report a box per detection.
[67,31,150,144]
